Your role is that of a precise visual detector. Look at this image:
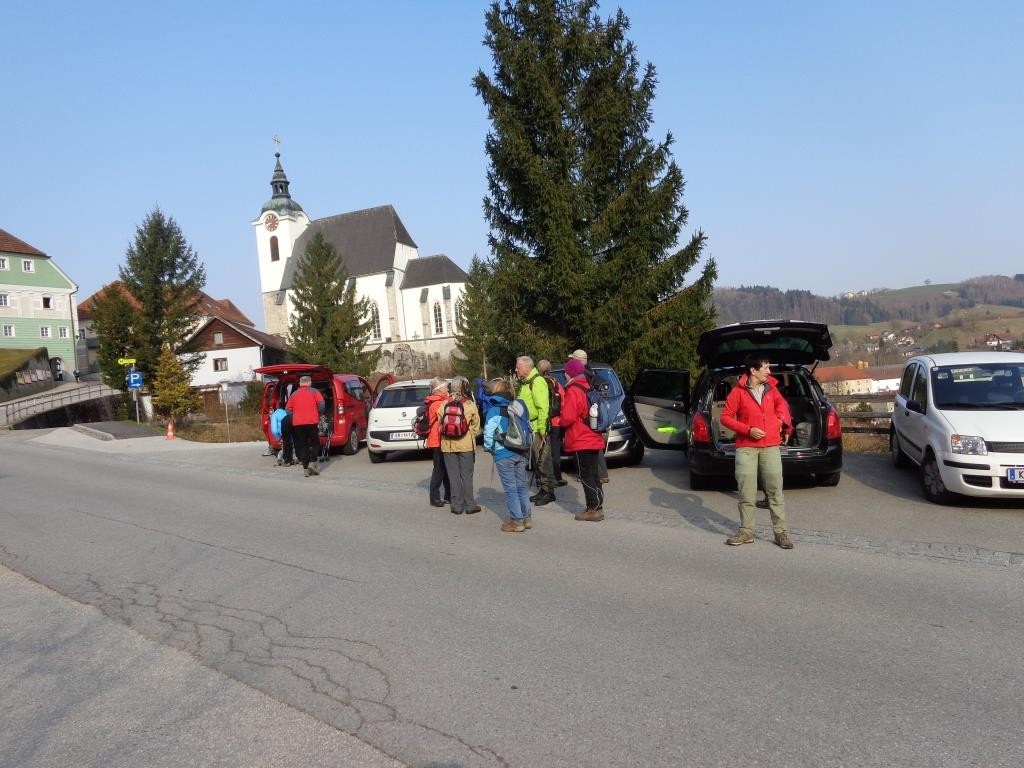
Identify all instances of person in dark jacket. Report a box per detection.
[286,375,326,477]
[719,354,794,549]
[561,358,606,521]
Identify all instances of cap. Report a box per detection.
[570,349,588,363]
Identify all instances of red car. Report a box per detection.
[254,364,393,455]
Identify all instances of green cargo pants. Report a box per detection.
[735,446,786,534]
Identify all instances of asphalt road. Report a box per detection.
[1,427,1022,768]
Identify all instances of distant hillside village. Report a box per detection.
[2,152,468,403]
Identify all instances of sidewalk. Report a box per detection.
[0,566,402,768]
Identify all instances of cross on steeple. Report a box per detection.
[273,134,281,153]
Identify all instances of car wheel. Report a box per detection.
[890,428,910,469]
[689,470,710,490]
[368,450,387,464]
[921,452,953,504]
[817,471,841,487]
[342,427,360,455]
[627,439,645,465]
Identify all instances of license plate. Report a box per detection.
[1007,468,1024,484]
[390,431,417,441]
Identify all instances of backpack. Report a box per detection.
[440,396,470,438]
[572,382,613,433]
[497,398,532,452]
[542,374,562,417]
[412,403,433,439]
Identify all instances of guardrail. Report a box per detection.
[830,393,893,435]
[1,383,122,427]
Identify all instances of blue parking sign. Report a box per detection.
[127,371,143,389]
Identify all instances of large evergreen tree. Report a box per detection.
[288,231,379,375]
[471,0,717,382]
[451,256,500,378]
[117,208,207,379]
[89,284,139,389]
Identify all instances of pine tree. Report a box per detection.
[89,284,140,390]
[288,231,380,375]
[118,208,207,380]
[473,0,717,382]
[152,344,201,426]
[452,256,500,378]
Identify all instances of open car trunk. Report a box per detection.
[708,371,825,452]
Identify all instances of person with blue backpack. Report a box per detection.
[483,378,534,532]
[562,357,606,521]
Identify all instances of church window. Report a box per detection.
[368,302,382,340]
[433,301,444,335]
[454,299,464,330]
[270,236,280,262]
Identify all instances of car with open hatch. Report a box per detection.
[889,351,1024,503]
[254,364,391,456]
[627,320,843,489]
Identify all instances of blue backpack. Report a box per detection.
[496,398,533,452]
[572,382,613,433]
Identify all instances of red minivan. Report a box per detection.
[254,364,393,456]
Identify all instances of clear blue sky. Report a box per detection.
[5,1,1021,329]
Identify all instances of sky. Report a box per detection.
[4,1,1022,329]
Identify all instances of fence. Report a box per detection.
[1,383,122,427]
[831,393,893,435]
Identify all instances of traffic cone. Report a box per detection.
[166,420,175,440]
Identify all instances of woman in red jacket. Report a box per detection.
[561,358,606,522]
[424,377,451,507]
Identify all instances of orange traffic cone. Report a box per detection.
[166,420,175,440]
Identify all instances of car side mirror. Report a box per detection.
[905,399,925,414]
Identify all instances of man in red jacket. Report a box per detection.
[561,358,607,522]
[720,354,795,549]
[286,375,326,477]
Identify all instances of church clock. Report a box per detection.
[264,213,279,231]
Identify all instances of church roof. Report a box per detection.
[281,205,418,288]
[0,227,47,257]
[400,254,468,289]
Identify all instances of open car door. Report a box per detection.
[370,373,395,408]
[629,368,690,450]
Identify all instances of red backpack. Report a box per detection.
[440,396,470,438]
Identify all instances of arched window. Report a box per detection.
[433,301,444,335]
[368,302,382,340]
[270,236,279,262]
[454,298,464,330]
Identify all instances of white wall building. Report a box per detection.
[252,153,468,375]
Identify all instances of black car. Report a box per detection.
[628,320,843,489]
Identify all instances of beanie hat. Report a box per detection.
[565,358,585,378]
[570,349,588,362]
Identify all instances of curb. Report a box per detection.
[72,424,115,441]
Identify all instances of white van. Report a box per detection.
[890,351,1024,503]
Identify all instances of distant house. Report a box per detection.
[863,365,904,393]
[0,227,78,380]
[814,364,872,396]
[180,315,287,392]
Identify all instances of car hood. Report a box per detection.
[938,408,1024,441]
[698,321,833,368]
[253,363,334,382]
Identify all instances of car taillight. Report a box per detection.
[337,405,345,420]
[691,412,710,444]
[826,408,842,440]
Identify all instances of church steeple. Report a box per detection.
[260,152,304,216]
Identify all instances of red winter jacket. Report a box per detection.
[423,391,448,449]
[719,374,793,448]
[287,385,325,427]
[561,376,606,452]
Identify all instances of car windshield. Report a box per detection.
[931,364,1024,408]
[376,386,431,408]
[551,368,623,397]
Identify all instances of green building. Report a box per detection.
[0,228,78,379]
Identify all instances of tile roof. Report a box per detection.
[0,227,47,257]
[77,280,252,326]
[281,205,417,288]
[400,254,468,289]
[813,364,869,383]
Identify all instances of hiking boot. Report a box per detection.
[304,467,312,477]
[574,507,604,522]
[726,529,754,546]
[466,506,482,515]
[556,479,568,487]
[429,499,445,508]
[529,491,543,502]
[501,519,526,533]
[306,465,319,476]
[533,492,555,506]
[522,517,533,529]
[774,531,794,550]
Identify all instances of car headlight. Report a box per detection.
[611,409,629,428]
[951,434,987,455]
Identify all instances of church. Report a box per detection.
[253,153,468,374]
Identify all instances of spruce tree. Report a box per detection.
[473,0,717,382]
[451,256,500,378]
[152,344,201,426]
[118,208,207,380]
[89,284,140,390]
[288,231,379,375]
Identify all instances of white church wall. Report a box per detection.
[254,211,309,301]
[393,243,416,274]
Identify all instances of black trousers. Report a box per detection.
[293,424,319,468]
[430,447,451,502]
[575,449,604,510]
[280,415,295,462]
[549,426,563,481]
